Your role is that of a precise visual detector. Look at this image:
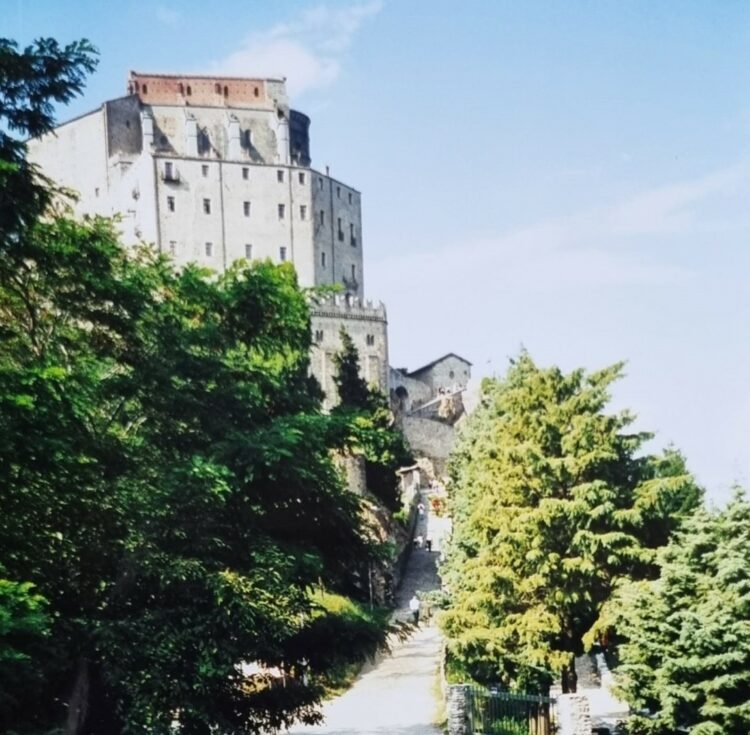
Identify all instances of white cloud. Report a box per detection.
[211,1,383,98]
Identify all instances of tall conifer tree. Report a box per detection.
[441,351,700,692]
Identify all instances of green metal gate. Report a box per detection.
[467,687,557,735]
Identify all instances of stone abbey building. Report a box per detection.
[28,71,388,401]
[28,71,468,423]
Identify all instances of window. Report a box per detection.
[298,172,306,185]
[366,334,375,346]
[201,164,208,177]
[318,177,323,190]
[215,83,221,93]
[348,192,353,204]
[279,246,287,262]
[223,85,228,97]
[167,196,175,212]
[203,198,211,214]
[277,170,284,183]
[242,167,249,180]
[314,329,324,343]
[336,186,341,198]
[350,222,356,246]
[164,161,174,179]
[243,201,251,217]
[254,86,259,97]
[278,203,285,220]
[337,217,344,242]
[205,242,213,256]
[142,84,148,94]
[319,210,325,226]
[321,252,326,267]
[95,187,100,198]
[187,85,192,95]
[169,240,177,255]
[243,130,252,147]
[351,264,356,280]
[300,205,307,220]
[245,243,252,259]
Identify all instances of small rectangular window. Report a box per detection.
[277,170,284,183]
[321,251,326,267]
[320,210,325,226]
[279,246,287,262]
[337,217,344,242]
[243,201,251,217]
[203,198,211,214]
[351,264,356,279]
[245,243,252,259]
[348,192,353,204]
[300,205,307,220]
[336,186,341,198]
[169,240,177,255]
[164,161,173,179]
[201,164,209,177]
[278,203,285,220]
[298,172,306,185]
[205,242,213,256]
[318,177,323,190]
[242,167,249,180]
[167,196,175,212]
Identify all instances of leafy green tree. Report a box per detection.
[0,37,98,242]
[611,493,750,735]
[331,327,412,510]
[0,40,391,731]
[440,351,700,693]
[1,218,390,734]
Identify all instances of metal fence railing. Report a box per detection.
[467,687,558,735]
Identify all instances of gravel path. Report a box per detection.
[286,494,444,735]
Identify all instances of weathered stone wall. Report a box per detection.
[312,171,363,299]
[310,296,388,408]
[27,76,363,300]
[127,72,278,110]
[390,368,432,413]
[401,416,456,463]
[27,108,109,220]
[447,685,471,735]
[557,694,592,735]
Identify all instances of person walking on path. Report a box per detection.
[409,594,420,624]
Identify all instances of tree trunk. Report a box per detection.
[65,657,122,735]
[65,658,90,735]
[561,658,578,694]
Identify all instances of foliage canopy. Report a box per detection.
[440,352,700,693]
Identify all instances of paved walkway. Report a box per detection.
[286,493,444,735]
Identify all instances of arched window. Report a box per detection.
[223,85,229,97]
[254,86,259,97]
[142,84,148,94]
[178,82,184,94]
[187,85,192,96]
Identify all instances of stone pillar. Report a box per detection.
[227,116,240,159]
[276,115,290,164]
[185,117,198,157]
[557,693,591,735]
[447,684,471,735]
[141,112,154,149]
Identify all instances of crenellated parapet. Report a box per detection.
[309,293,387,322]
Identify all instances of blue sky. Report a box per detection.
[7,1,750,502]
